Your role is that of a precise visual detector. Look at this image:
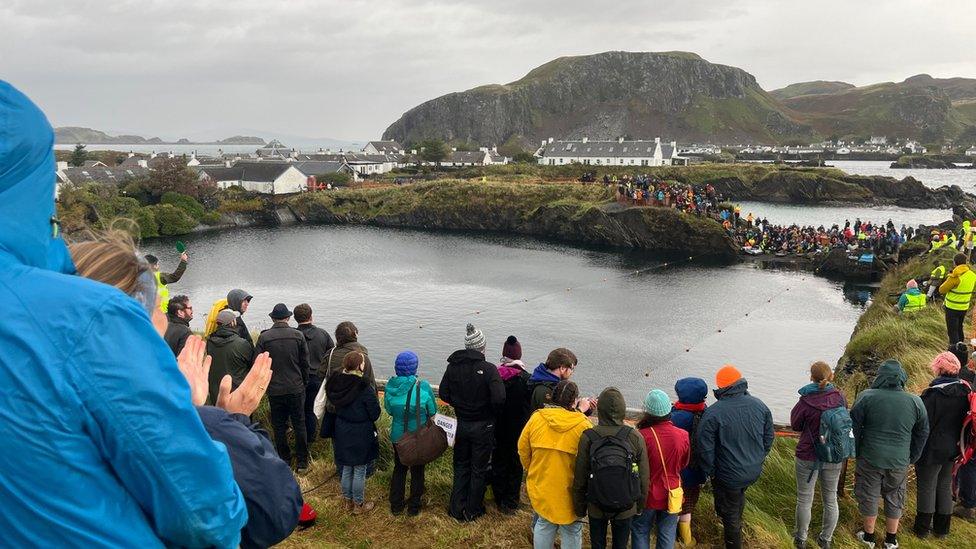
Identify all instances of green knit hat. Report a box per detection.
[642,389,672,417]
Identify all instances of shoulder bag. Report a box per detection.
[394,380,448,467]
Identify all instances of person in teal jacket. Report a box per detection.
[0,80,247,547]
[384,351,438,515]
[896,279,927,313]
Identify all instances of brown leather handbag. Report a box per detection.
[394,381,448,467]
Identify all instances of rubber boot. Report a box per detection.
[678,520,696,546]
[912,512,933,538]
[932,513,951,538]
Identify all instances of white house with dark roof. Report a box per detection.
[966,146,976,157]
[198,161,308,195]
[536,137,682,167]
[362,140,403,155]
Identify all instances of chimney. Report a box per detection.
[655,137,661,144]
[225,160,232,167]
[671,141,677,150]
[541,140,546,148]
[582,137,588,143]
[548,137,554,144]
[618,137,624,143]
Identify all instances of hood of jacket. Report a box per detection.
[797,383,844,411]
[528,363,560,385]
[534,407,592,447]
[905,287,922,296]
[925,375,971,397]
[447,348,487,366]
[497,360,526,381]
[208,325,241,347]
[675,377,708,404]
[384,374,418,398]
[326,371,367,409]
[227,289,252,313]
[871,360,907,390]
[950,264,972,278]
[596,387,625,427]
[714,377,749,400]
[0,81,73,273]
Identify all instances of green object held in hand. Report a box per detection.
[175,241,186,253]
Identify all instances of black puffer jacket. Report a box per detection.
[297,324,333,377]
[255,322,309,397]
[918,375,972,464]
[439,349,505,422]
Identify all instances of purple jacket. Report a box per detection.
[790,383,847,461]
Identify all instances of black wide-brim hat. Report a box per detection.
[269,302,292,319]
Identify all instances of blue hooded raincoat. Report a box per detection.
[0,81,247,547]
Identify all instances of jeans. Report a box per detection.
[390,446,425,513]
[449,419,494,520]
[630,509,679,549]
[490,434,523,510]
[304,374,323,444]
[589,515,632,549]
[960,455,976,508]
[795,459,842,544]
[946,307,967,344]
[916,461,955,514]
[268,392,308,465]
[532,515,583,549]
[712,482,748,549]
[340,464,367,504]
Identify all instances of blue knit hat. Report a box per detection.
[395,351,419,376]
[643,389,672,417]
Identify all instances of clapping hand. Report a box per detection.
[180,252,189,263]
[217,352,273,416]
[176,335,211,406]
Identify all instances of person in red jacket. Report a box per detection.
[630,389,690,549]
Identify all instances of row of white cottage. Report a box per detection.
[536,137,685,167]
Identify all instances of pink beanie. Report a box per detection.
[906,279,918,289]
[930,351,961,376]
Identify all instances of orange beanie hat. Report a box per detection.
[715,365,742,388]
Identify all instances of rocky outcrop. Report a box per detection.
[383,51,813,146]
[288,182,738,260]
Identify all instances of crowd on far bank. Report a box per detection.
[607,173,723,217]
[732,217,914,258]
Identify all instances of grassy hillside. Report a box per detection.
[770,81,855,101]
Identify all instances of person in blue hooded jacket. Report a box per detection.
[0,80,247,547]
[670,377,709,547]
[384,350,438,516]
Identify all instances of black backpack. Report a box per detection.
[584,427,642,514]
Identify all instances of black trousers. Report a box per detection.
[589,515,632,549]
[713,482,748,549]
[269,393,308,465]
[390,446,426,513]
[490,434,523,510]
[304,374,323,444]
[946,307,967,344]
[449,419,495,520]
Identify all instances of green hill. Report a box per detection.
[770,81,855,100]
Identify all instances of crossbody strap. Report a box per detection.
[649,426,679,489]
[414,379,422,427]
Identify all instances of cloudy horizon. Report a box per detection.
[3,0,974,142]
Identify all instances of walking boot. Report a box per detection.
[912,512,933,538]
[932,513,952,538]
[352,501,375,515]
[954,503,976,521]
[343,498,354,512]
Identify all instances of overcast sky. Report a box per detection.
[3,0,974,141]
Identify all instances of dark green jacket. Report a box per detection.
[850,360,929,469]
[571,388,649,519]
[206,325,255,405]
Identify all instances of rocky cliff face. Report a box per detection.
[383,51,812,146]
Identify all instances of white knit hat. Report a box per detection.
[465,323,486,351]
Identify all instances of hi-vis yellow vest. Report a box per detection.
[154,271,169,313]
[931,265,947,280]
[903,292,926,313]
[946,269,976,311]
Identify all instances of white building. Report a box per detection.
[536,137,682,166]
[198,162,308,194]
[362,140,403,155]
[904,140,927,154]
[965,146,976,157]
[868,136,887,146]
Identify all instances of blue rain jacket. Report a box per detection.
[0,81,247,547]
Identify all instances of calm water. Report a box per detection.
[831,160,976,190]
[143,225,863,420]
[738,201,951,228]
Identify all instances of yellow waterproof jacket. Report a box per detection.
[518,407,592,525]
[940,264,976,311]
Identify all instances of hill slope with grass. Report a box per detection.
[770,81,855,100]
[382,51,814,147]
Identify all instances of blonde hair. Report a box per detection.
[810,361,833,389]
[68,231,146,294]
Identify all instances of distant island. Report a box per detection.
[54,126,266,146]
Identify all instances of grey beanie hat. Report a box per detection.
[465,323,487,351]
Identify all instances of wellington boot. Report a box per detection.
[912,511,933,538]
[932,513,951,538]
[353,501,375,515]
[677,520,696,546]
